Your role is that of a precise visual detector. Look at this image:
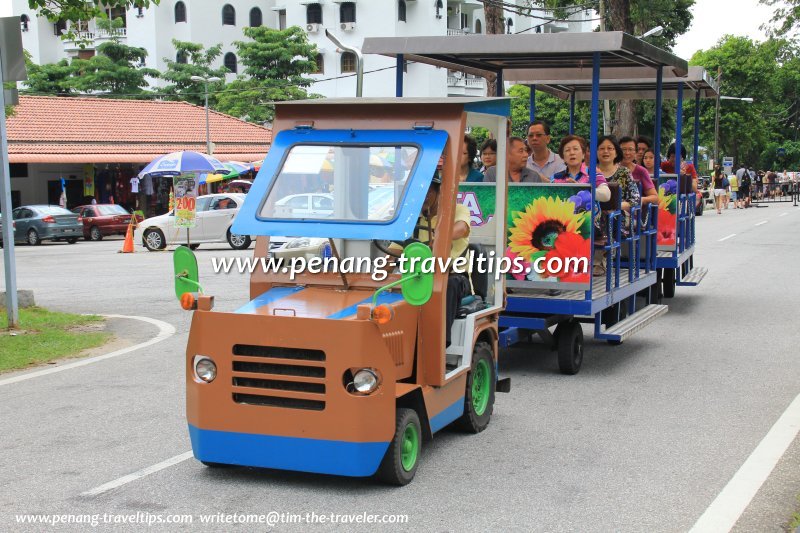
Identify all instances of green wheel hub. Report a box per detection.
[472,358,491,416]
[400,423,419,472]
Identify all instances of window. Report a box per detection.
[211,197,236,210]
[461,13,467,29]
[222,4,236,26]
[9,163,28,178]
[398,0,406,22]
[176,51,187,64]
[20,14,29,32]
[278,9,286,29]
[224,52,237,73]
[136,6,144,17]
[174,1,186,23]
[340,2,356,23]
[249,7,263,27]
[54,19,67,36]
[106,6,126,26]
[506,17,513,34]
[341,52,356,73]
[73,20,89,33]
[475,19,482,33]
[306,3,322,24]
[313,53,324,74]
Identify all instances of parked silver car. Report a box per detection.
[11,205,83,245]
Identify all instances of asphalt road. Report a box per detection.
[1,202,799,532]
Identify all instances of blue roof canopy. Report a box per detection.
[232,128,449,240]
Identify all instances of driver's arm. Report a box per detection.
[452,220,469,240]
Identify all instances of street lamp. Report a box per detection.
[639,26,664,39]
[190,75,222,155]
[714,93,753,166]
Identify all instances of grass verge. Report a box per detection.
[0,307,111,372]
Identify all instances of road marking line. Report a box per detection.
[689,392,800,533]
[0,315,176,388]
[82,451,193,497]
[755,220,768,226]
[780,212,788,217]
[718,234,736,242]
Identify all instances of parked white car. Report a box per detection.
[134,193,251,251]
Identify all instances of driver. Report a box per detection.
[416,169,472,348]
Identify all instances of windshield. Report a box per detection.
[96,205,130,216]
[258,144,419,223]
[36,206,73,215]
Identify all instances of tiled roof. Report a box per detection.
[7,96,272,163]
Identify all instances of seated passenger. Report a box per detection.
[597,135,641,238]
[526,120,567,179]
[619,136,658,211]
[460,135,484,182]
[483,137,548,183]
[660,143,698,193]
[642,148,657,177]
[479,138,497,173]
[395,172,471,348]
[551,135,611,202]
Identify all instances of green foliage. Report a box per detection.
[760,0,800,37]
[507,84,599,141]
[214,26,318,123]
[27,0,159,40]
[690,36,800,169]
[23,58,75,95]
[161,40,227,106]
[71,39,159,96]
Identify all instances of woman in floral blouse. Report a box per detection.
[596,135,641,238]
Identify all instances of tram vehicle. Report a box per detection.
[173,97,512,485]
[364,32,685,373]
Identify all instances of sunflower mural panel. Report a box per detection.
[459,183,593,290]
[656,178,678,250]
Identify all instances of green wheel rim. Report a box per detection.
[400,423,419,472]
[471,358,491,416]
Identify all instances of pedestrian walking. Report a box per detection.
[712,167,725,214]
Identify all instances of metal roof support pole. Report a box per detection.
[396,54,404,97]
[0,54,18,328]
[676,81,684,255]
[496,70,504,97]
[653,66,663,184]
[693,89,701,168]
[676,82,684,172]
[588,51,600,302]
[569,92,576,134]
[529,84,536,122]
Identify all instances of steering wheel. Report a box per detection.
[372,224,431,258]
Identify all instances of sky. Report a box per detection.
[668,0,775,59]
[0,0,779,60]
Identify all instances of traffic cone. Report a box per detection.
[120,218,135,253]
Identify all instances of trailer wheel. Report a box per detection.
[556,320,583,375]
[377,408,421,486]
[663,268,676,298]
[455,341,495,433]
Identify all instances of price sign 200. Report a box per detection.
[176,197,196,211]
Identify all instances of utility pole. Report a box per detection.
[714,67,722,165]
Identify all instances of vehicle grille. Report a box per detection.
[231,344,326,411]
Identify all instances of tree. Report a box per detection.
[689,36,800,168]
[161,40,228,107]
[28,0,159,40]
[760,0,800,37]
[70,20,159,96]
[482,1,505,96]
[214,27,318,124]
[22,50,75,95]
[508,84,599,141]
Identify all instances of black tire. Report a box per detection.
[143,228,166,251]
[663,268,676,298]
[376,408,422,486]
[227,229,251,250]
[455,341,495,433]
[189,243,201,251]
[556,320,583,375]
[67,237,78,244]
[27,229,40,246]
[89,226,103,241]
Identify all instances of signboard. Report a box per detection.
[0,17,27,82]
[722,156,734,176]
[174,174,197,228]
[459,182,592,290]
[83,164,94,197]
[656,176,678,250]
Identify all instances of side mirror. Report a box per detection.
[173,245,202,307]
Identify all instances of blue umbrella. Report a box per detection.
[139,151,226,178]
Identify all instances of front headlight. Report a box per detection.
[353,368,379,394]
[194,356,217,383]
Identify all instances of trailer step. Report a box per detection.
[677,266,708,286]
[599,304,668,343]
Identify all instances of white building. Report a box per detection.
[12,0,593,97]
